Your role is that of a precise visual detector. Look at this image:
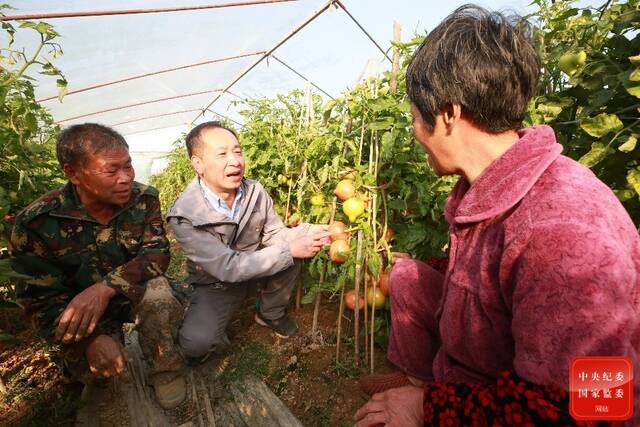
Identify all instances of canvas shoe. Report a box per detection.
[254,311,298,338]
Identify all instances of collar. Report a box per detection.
[168,177,252,226]
[50,182,142,223]
[198,178,244,212]
[444,125,563,225]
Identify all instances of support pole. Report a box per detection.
[390,21,401,93]
[192,0,338,124]
[1,0,296,21]
[56,88,227,123]
[37,52,263,102]
[335,1,392,63]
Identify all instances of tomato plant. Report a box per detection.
[528,0,640,224]
[0,10,67,301]
[151,0,640,370]
[0,10,67,244]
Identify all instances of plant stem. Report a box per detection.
[3,35,44,87]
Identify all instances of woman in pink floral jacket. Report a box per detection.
[355,5,639,427]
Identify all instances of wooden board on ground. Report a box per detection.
[75,327,303,427]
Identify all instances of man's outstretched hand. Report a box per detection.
[354,385,424,427]
[54,282,117,343]
[86,334,126,378]
[288,230,331,259]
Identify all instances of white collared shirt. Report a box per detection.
[199,178,244,221]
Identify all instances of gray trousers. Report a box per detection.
[178,261,301,358]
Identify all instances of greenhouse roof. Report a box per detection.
[4,0,532,180]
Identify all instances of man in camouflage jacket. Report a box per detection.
[10,123,186,409]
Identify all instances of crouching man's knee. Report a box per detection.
[135,276,183,334]
[178,327,229,359]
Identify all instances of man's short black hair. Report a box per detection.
[406,4,539,133]
[56,123,129,167]
[185,121,238,157]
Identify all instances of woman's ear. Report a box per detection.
[442,104,462,131]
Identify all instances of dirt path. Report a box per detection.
[1,298,392,426]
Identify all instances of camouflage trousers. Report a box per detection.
[62,276,185,386]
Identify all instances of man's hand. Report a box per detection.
[288,231,331,259]
[354,386,424,427]
[86,334,126,378]
[54,282,117,343]
[306,224,330,238]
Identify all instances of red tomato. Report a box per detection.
[344,289,365,311]
[330,239,350,263]
[328,221,350,242]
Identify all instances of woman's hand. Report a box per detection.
[354,385,424,427]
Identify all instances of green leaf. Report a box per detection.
[579,113,623,138]
[618,70,640,98]
[614,188,635,202]
[56,78,67,101]
[24,112,37,134]
[301,286,319,305]
[626,85,640,98]
[0,333,19,344]
[630,68,640,82]
[0,258,30,280]
[368,117,395,131]
[578,142,611,168]
[0,299,20,309]
[619,135,637,152]
[536,103,563,123]
[627,168,640,196]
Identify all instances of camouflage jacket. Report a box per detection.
[10,181,170,339]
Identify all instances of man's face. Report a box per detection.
[411,104,454,176]
[192,127,245,195]
[65,148,135,206]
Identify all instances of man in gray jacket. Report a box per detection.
[167,121,329,360]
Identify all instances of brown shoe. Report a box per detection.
[359,371,412,396]
[153,373,187,410]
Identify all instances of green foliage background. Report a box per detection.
[0,10,67,244]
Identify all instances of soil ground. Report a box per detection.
[0,296,393,427]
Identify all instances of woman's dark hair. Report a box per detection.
[406,4,540,133]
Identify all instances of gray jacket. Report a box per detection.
[167,177,308,286]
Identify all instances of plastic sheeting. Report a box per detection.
[5,0,531,181]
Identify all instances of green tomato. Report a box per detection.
[343,197,365,222]
[558,51,586,76]
[310,193,325,206]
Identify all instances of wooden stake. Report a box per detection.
[390,21,402,93]
[295,274,302,310]
[311,265,326,336]
[363,261,369,367]
[336,278,346,363]
[370,131,381,373]
[312,195,336,338]
[354,230,364,367]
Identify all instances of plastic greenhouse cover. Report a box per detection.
[5,0,531,181]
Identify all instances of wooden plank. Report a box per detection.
[229,376,303,427]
